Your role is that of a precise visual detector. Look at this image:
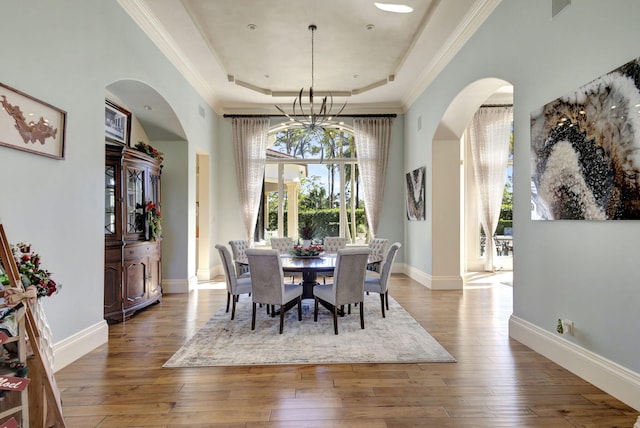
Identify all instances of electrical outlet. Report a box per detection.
[561,319,574,336]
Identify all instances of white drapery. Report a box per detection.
[353,117,392,238]
[232,117,269,243]
[468,106,513,271]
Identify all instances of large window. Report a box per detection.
[262,126,368,244]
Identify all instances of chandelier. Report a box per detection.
[275,24,347,133]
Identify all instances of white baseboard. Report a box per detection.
[430,275,463,290]
[163,275,199,293]
[403,264,463,289]
[53,320,109,372]
[510,315,640,411]
[196,266,217,281]
[404,264,431,287]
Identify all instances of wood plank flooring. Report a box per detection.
[55,274,639,427]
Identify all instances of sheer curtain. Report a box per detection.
[354,117,392,238]
[469,106,513,271]
[232,118,269,243]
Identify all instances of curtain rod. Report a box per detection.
[480,104,513,108]
[223,113,397,118]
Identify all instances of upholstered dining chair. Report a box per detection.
[215,244,252,320]
[245,248,303,334]
[319,236,348,284]
[323,236,348,253]
[269,236,296,254]
[364,242,401,318]
[313,248,370,335]
[228,239,250,278]
[367,238,389,272]
[269,237,299,283]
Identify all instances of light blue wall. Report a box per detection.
[405,0,640,373]
[0,0,217,342]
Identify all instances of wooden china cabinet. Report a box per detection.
[104,144,162,323]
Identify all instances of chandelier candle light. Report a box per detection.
[275,25,347,133]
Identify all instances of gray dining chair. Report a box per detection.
[269,236,299,283]
[228,239,251,278]
[319,236,348,284]
[367,238,389,272]
[313,248,370,334]
[364,242,401,317]
[323,236,348,253]
[215,244,252,320]
[270,237,296,253]
[245,248,303,334]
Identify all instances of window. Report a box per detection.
[261,126,368,243]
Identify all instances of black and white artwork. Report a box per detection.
[531,56,640,220]
[406,166,425,221]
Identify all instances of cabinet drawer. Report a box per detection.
[124,243,157,259]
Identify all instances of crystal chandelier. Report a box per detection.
[275,25,347,133]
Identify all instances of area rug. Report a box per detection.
[163,294,455,367]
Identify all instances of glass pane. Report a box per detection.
[126,168,144,233]
[105,166,116,234]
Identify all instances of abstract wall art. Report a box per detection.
[406,166,425,221]
[531,56,640,220]
[0,83,66,159]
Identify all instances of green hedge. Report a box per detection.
[268,208,367,239]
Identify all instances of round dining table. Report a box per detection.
[238,252,383,299]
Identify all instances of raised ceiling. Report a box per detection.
[118,0,502,115]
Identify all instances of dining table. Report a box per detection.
[237,252,384,299]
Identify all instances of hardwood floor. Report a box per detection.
[56,274,639,427]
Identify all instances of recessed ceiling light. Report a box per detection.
[374,2,414,13]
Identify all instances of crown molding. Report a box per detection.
[116,0,223,114]
[402,0,503,111]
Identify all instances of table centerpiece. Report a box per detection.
[291,244,324,258]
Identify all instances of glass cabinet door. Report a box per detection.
[126,167,145,234]
[105,165,116,235]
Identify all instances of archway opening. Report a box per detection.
[432,78,513,289]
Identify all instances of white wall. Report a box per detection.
[0,0,217,362]
[405,0,640,407]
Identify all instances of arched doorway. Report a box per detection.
[431,78,513,289]
[105,80,195,292]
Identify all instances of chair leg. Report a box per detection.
[225,292,231,313]
[385,291,389,310]
[279,306,285,334]
[333,305,339,335]
[379,293,386,318]
[251,302,257,330]
[297,297,302,321]
[314,297,319,322]
[360,301,365,329]
[231,294,237,320]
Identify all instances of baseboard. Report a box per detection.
[53,320,108,372]
[197,266,217,281]
[163,275,199,293]
[404,264,431,288]
[430,275,463,290]
[509,315,640,411]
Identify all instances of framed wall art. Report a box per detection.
[0,82,66,160]
[406,166,426,221]
[531,56,640,220]
[105,99,131,146]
